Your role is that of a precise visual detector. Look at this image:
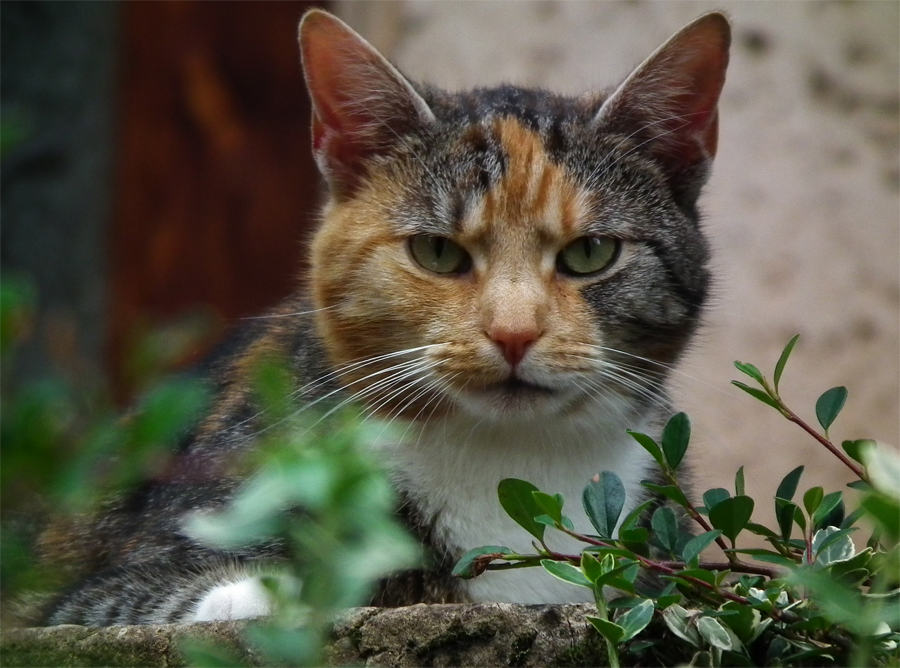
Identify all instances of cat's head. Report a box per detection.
[299,10,729,424]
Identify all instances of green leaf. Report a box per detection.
[641,482,690,510]
[619,499,655,532]
[498,478,545,541]
[651,506,679,554]
[776,499,799,542]
[534,514,557,527]
[847,479,873,492]
[532,491,563,523]
[734,466,745,497]
[749,553,798,568]
[662,605,702,647]
[731,381,781,410]
[803,486,824,516]
[627,431,665,469]
[672,568,717,585]
[681,530,723,567]
[776,466,804,502]
[842,439,876,464]
[861,444,900,501]
[697,616,733,651]
[709,496,754,543]
[661,412,691,470]
[815,386,848,432]
[745,522,780,539]
[788,566,880,635]
[702,488,730,512]
[540,559,592,588]
[733,361,764,384]
[861,494,900,540]
[811,527,855,566]
[719,600,762,645]
[619,527,649,544]
[618,599,655,642]
[451,545,512,578]
[582,471,626,539]
[587,616,625,644]
[812,491,843,528]
[580,551,603,583]
[774,334,800,391]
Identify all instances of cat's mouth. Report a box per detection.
[480,377,556,398]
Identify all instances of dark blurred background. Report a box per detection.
[2,0,326,397]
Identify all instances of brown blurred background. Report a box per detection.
[2,2,897,523]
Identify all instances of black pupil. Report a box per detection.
[433,237,447,258]
[582,238,594,257]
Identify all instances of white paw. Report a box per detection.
[192,577,274,621]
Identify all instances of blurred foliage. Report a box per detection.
[1,273,418,666]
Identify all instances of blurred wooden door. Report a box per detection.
[110,1,325,389]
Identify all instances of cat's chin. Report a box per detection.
[455,378,581,421]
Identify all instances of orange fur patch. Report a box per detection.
[310,118,601,421]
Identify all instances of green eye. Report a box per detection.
[409,235,471,274]
[557,236,619,276]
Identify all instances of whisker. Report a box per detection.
[238,305,337,321]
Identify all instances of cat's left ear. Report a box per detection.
[594,12,730,205]
[299,10,435,199]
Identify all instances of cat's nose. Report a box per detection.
[488,327,540,367]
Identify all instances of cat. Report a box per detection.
[41,8,729,626]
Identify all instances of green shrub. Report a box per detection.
[456,335,900,667]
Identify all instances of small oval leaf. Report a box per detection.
[776,466,804,502]
[587,616,625,644]
[498,479,545,540]
[731,381,781,410]
[651,506,679,554]
[541,559,592,588]
[709,496,755,543]
[774,334,800,391]
[703,488,731,512]
[618,599,655,642]
[662,412,691,470]
[583,471,626,539]
[816,386,848,432]
[803,486,824,516]
[681,530,723,567]
[697,616,733,651]
[627,431,665,469]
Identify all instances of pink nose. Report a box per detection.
[488,328,540,367]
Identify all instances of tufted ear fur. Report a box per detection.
[594,12,730,207]
[298,9,435,199]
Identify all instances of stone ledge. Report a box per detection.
[1,603,610,667]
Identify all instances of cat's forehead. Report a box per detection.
[412,116,593,244]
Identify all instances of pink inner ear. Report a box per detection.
[596,12,730,177]
[299,10,433,195]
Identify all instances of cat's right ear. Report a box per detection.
[593,12,730,207]
[299,10,435,199]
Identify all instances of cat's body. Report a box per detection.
[41,10,729,626]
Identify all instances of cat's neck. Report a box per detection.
[372,404,662,603]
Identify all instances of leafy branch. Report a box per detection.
[453,335,900,667]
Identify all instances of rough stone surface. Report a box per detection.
[0,604,611,668]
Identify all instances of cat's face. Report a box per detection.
[301,10,729,424]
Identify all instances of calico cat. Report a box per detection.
[42,9,729,626]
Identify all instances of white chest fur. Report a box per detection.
[378,408,658,604]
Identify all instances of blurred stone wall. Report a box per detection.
[337,1,899,517]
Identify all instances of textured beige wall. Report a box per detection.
[336,1,899,521]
